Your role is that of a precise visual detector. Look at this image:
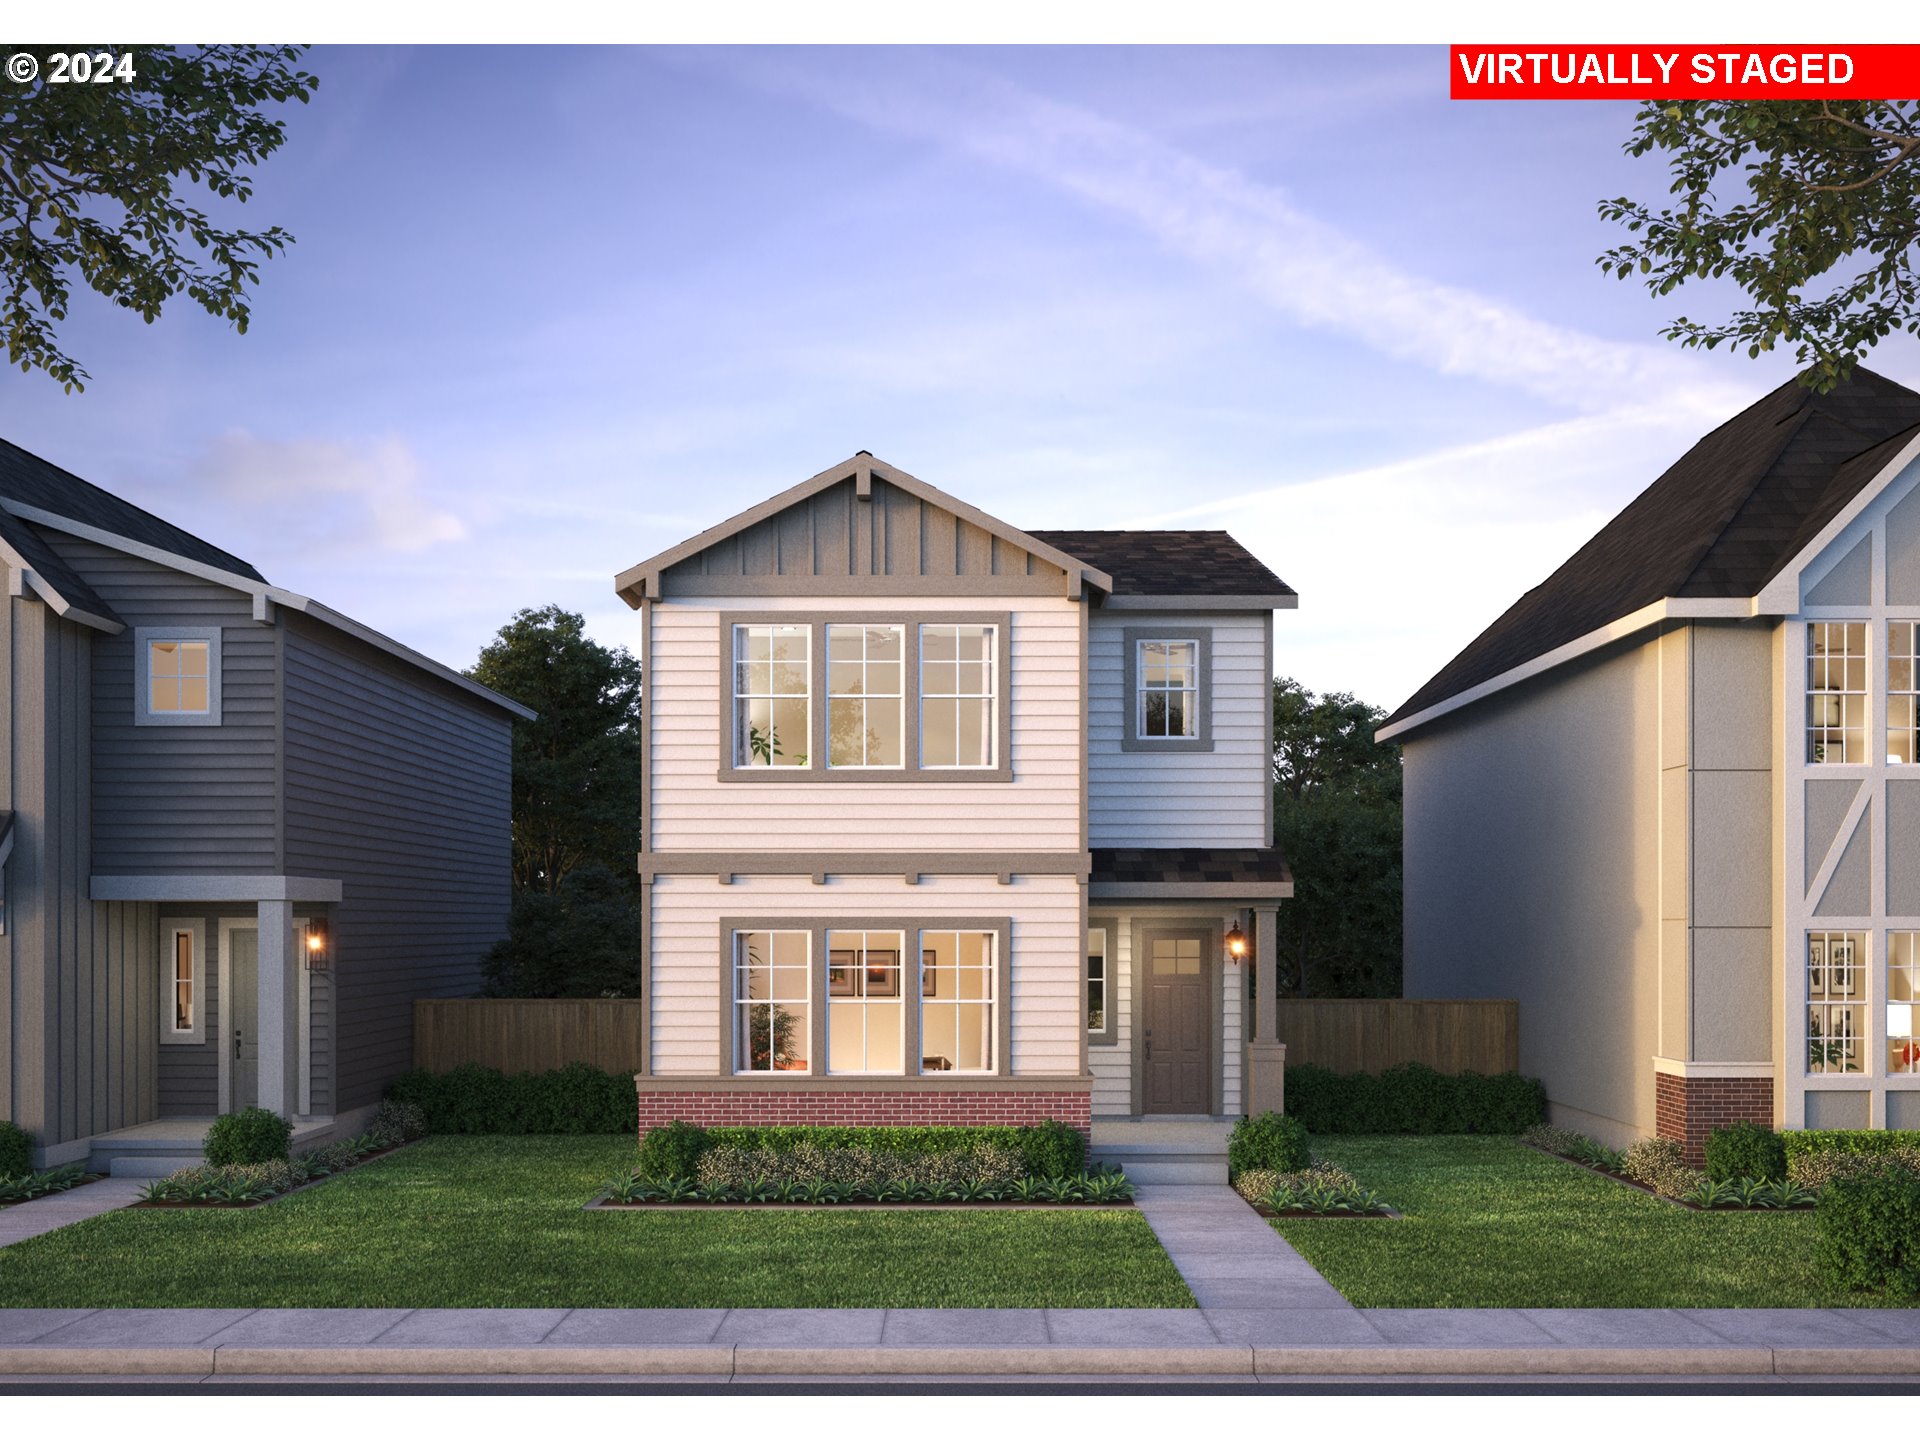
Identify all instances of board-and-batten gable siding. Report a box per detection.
[37,530,278,875]
[648,873,1083,1076]
[281,615,512,1112]
[1401,634,1664,1146]
[658,476,1067,594]
[1087,609,1269,847]
[647,596,1083,851]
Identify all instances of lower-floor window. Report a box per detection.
[828,930,905,1074]
[921,930,996,1073]
[1808,930,1866,1074]
[735,930,811,1073]
[1890,931,1919,1075]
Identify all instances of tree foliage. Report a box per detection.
[1270,678,1402,998]
[1598,101,1920,391]
[0,44,317,391]
[480,864,645,999]
[469,605,643,895]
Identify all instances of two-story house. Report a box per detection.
[614,454,1294,1170]
[0,438,529,1173]
[1383,368,1920,1157]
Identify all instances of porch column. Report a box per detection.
[255,898,298,1116]
[1245,905,1286,1116]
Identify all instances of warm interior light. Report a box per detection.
[1225,923,1249,961]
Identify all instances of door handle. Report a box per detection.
[1144,1029,1152,1060]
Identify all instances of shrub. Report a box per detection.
[204,1107,293,1165]
[1227,1111,1310,1177]
[1284,1062,1545,1134]
[1013,1119,1086,1179]
[1232,1160,1357,1206]
[1704,1122,1787,1182]
[701,1122,1087,1178]
[1816,1168,1920,1297]
[637,1119,712,1180]
[1621,1136,1704,1200]
[693,1141,1025,1191]
[1788,1144,1920,1192]
[367,1100,428,1149]
[386,1063,633,1134]
[0,1120,30,1180]
[1781,1128,1920,1161]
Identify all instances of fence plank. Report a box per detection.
[413,999,648,1075]
[1270,1000,1518,1075]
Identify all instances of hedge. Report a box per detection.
[1283,1062,1545,1134]
[1817,1168,1920,1298]
[637,1120,1087,1181]
[386,1062,633,1134]
[1704,1121,1787,1182]
[1782,1128,1920,1160]
[0,1121,30,1180]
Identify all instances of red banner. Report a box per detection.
[1449,45,1920,99]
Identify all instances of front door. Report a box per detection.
[1141,932,1211,1113]
[229,928,259,1109]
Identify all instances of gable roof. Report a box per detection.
[1027,529,1295,601]
[0,437,263,581]
[1382,368,1920,739]
[615,453,1115,603]
[0,510,123,632]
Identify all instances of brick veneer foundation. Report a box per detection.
[1655,1071,1774,1164]
[634,1083,1092,1138]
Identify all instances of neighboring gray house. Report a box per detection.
[0,439,529,1172]
[614,454,1295,1178]
[1382,368,1920,1156]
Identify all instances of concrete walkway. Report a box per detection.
[0,1179,146,1249]
[1133,1184,1351,1311]
[0,1306,1915,1381]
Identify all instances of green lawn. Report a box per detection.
[1274,1135,1904,1309]
[0,1136,1192,1309]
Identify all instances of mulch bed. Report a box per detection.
[130,1139,416,1210]
[0,1173,107,1208]
[1522,1143,1816,1212]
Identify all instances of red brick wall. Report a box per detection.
[634,1086,1092,1138]
[1655,1071,1774,1164]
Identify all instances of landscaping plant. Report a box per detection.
[1227,1111,1310,1177]
[1704,1121,1787,1183]
[0,1162,88,1203]
[203,1106,294,1165]
[635,1119,712,1180]
[1284,1062,1544,1134]
[1816,1167,1920,1298]
[387,1062,632,1134]
[0,1119,31,1180]
[1620,1136,1706,1201]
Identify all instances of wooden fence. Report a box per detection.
[1269,999,1518,1075]
[413,999,647,1075]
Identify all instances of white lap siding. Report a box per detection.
[648,872,1083,1076]
[646,596,1083,852]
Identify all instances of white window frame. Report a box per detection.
[160,918,206,1045]
[732,928,812,1075]
[1807,930,1868,1076]
[1889,931,1919,1077]
[826,623,907,770]
[1086,924,1111,1041]
[1806,621,1868,765]
[828,928,908,1075]
[1121,626,1213,752]
[1890,622,1919,765]
[731,623,812,770]
[919,929,999,1075]
[135,626,223,727]
[919,623,999,769]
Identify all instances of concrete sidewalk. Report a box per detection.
[1133,1184,1351,1309]
[0,1179,145,1248]
[0,1306,1915,1381]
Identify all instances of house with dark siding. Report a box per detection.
[0,439,529,1173]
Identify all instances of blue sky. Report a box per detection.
[6,44,1913,710]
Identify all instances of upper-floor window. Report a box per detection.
[1806,621,1867,764]
[135,627,223,727]
[921,623,997,768]
[1891,623,1920,764]
[723,613,1009,781]
[828,625,905,768]
[733,624,810,768]
[1120,626,1212,752]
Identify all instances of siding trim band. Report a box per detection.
[90,875,345,903]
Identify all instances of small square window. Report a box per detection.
[135,628,222,726]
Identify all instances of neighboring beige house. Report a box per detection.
[1382,368,1920,1155]
[612,454,1294,1175]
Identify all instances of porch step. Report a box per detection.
[87,1117,339,1179]
[1089,1117,1235,1186]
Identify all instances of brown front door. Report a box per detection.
[1141,932,1211,1113]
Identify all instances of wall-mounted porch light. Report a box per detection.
[304,917,331,971]
[1224,923,1249,962]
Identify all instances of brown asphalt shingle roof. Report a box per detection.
[1028,529,1294,599]
[1091,846,1293,888]
[1386,368,1920,730]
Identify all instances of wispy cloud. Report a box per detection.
[191,431,467,556]
[705,48,1748,419]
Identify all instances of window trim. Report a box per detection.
[1805,620,1868,766]
[135,626,223,727]
[160,918,206,1045]
[1087,916,1119,1046]
[716,611,1012,783]
[1120,626,1213,752]
[730,925,814,1076]
[717,915,1012,1077]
